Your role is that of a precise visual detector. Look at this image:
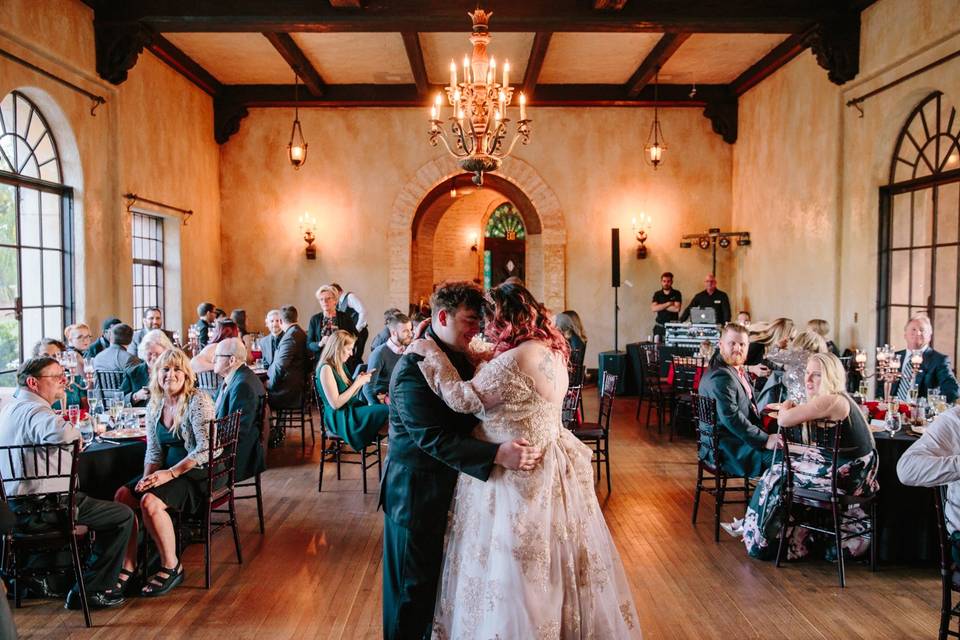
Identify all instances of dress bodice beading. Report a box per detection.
[418,351,561,448]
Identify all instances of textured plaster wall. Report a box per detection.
[219,107,732,365]
[0,0,222,336]
[731,0,960,357]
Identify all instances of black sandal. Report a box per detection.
[108,568,140,598]
[140,563,183,597]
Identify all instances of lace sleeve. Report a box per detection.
[417,350,504,416]
[184,392,216,466]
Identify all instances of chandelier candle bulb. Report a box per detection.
[503,61,509,90]
[519,92,527,120]
[450,61,457,90]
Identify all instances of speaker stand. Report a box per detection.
[614,285,620,352]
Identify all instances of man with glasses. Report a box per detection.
[128,307,175,356]
[213,338,266,482]
[0,357,135,611]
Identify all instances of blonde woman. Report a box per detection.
[807,318,840,356]
[736,353,877,560]
[315,330,386,450]
[747,317,795,365]
[114,348,214,597]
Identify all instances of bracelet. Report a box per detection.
[169,469,178,479]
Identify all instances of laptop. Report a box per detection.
[690,307,717,324]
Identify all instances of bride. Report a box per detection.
[409,283,641,639]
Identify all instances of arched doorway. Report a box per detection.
[389,155,566,311]
[483,202,526,289]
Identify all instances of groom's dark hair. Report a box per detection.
[430,281,484,319]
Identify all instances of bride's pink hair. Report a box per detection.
[483,283,570,358]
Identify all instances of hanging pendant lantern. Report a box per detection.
[643,68,667,170]
[288,71,308,170]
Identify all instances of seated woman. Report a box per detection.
[315,330,386,451]
[114,348,215,596]
[756,329,828,410]
[737,352,877,560]
[807,318,840,356]
[746,317,794,365]
[121,329,174,406]
[32,338,84,410]
[554,310,587,384]
[64,323,93,366]
[190,319,240,373]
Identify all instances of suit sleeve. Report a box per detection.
[362,348,386,404]
[306,315,322,355]
[710,373,768,449]
[391,359,499,482]
[268,334,294,388]
[121,368,136,405]
[936,355,960,403]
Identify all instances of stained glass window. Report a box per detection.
[485,203,525,240]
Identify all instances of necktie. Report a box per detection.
[897,352,915,402]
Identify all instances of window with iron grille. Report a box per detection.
[0,91,75,386]
[878,91,960,363]
[131,212,164,322]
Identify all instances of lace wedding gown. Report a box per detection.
[418,346,642,640]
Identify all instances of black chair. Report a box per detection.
[774,418,878,587]
[270,370,316,454]
[315,383,385,494]
[196,370,223,401]
[561,384,583,431]
[640,347,671,431]
[934,485,960,640]
[568,350,586,423]
[0,441,91,627]
[94,370,125,407]
[573,372,617,493]
[176,411,243,589]
[669,355,702,442]
[233,395,267,534]
[692,394,753,542]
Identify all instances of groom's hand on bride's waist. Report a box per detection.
[495,438,543,472]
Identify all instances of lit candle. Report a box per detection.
[519,92,526,120]
[449,60,457,90]
[430,104,437,121]
[434,93,442,120]
[463,56,470,83]
[291,145,304,161]
[911,352,923,366]
[489,57,496,84]
[855,350,867,364]
[503,61,510,90]
[649,143,661,163]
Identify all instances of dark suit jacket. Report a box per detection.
[193,319,213,349]
[121,361,150,407]
[258,333,281,367]
[888,348,960,403]
[306,311,357,355]
[381,327,499,533]
[215,365,266,481]
[697,364,771,478]
[267,324,309,409]
[84,336,109,360]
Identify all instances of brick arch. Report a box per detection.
[389,156,566,310]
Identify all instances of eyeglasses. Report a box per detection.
[214,354,234,360]
[34,373,67,380]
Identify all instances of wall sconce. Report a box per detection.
[631,213,651,259]
[298,212,317,260]
[470,233,479,252]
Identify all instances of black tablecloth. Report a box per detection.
[78,440,145,501]
[874,429,937,564]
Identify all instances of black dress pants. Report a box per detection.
[74,493,135,593]
[382,515,444,640]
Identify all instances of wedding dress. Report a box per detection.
[418,344,642,639]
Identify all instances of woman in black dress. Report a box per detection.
[114,348,215,596]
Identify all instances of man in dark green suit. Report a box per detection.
[697,322,778,478]
[381,282,541,640]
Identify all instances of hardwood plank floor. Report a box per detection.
[10,396,943,639]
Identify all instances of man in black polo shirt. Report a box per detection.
[680,273,732,325]
[650,272,682,340]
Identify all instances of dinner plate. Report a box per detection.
[109,427,146,439]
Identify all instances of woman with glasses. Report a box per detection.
[113,348,214,597]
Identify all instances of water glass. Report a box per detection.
[858,380,869,400]
[909,386,919,404]
[67,404,80,426]
[885,401,902,437]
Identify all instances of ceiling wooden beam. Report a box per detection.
[625,32,690,98]
[731,30,813,95]
[262,32,325,96]
[147,34,222,96]
[401,32,430,98]
[328,0,362,7]
[523,32,552,98]
[93,0,851,34]
[593,0,628,9]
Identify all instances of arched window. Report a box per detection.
[878,91,960,362]
[0,91,75,385]
[485,203,526,240]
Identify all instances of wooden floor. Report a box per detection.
[11,396,944,639]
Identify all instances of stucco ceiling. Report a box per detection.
[160,30,791,87]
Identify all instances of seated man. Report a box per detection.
[363,312,412,404]
[128,307,175,356]
[213,338,267,481]
[885,316,960,403]
[369,308,402,353]
[121,329,173,406]
[898,406,960,564]
[259,309,283,368]
[697,323,778,478]
[267,305,309,411]
[84,316,120,360]
[93,323,141,372]
[0,357,135,610]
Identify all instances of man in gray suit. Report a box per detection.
[696,322,778,479]
[258,309,284,367]
[128,307,175,355]
[93,323,141,372]
[266,305,309,411]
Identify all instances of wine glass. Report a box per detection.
[88,396,101,417]
[885,400,902,437]
[909,386,919,405]
[108,396,124,427]
[858,380,869,401]
[67,404,80,426]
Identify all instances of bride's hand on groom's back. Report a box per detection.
[405,335,440,358]
[495,438,543,472]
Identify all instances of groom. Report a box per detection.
[381,281,542,640]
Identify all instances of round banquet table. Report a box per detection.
[77,439,146,501]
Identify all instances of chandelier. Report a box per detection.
[429,10,530,186]
[643,68,666,170]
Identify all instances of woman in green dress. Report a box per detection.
[315,330,387,450]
